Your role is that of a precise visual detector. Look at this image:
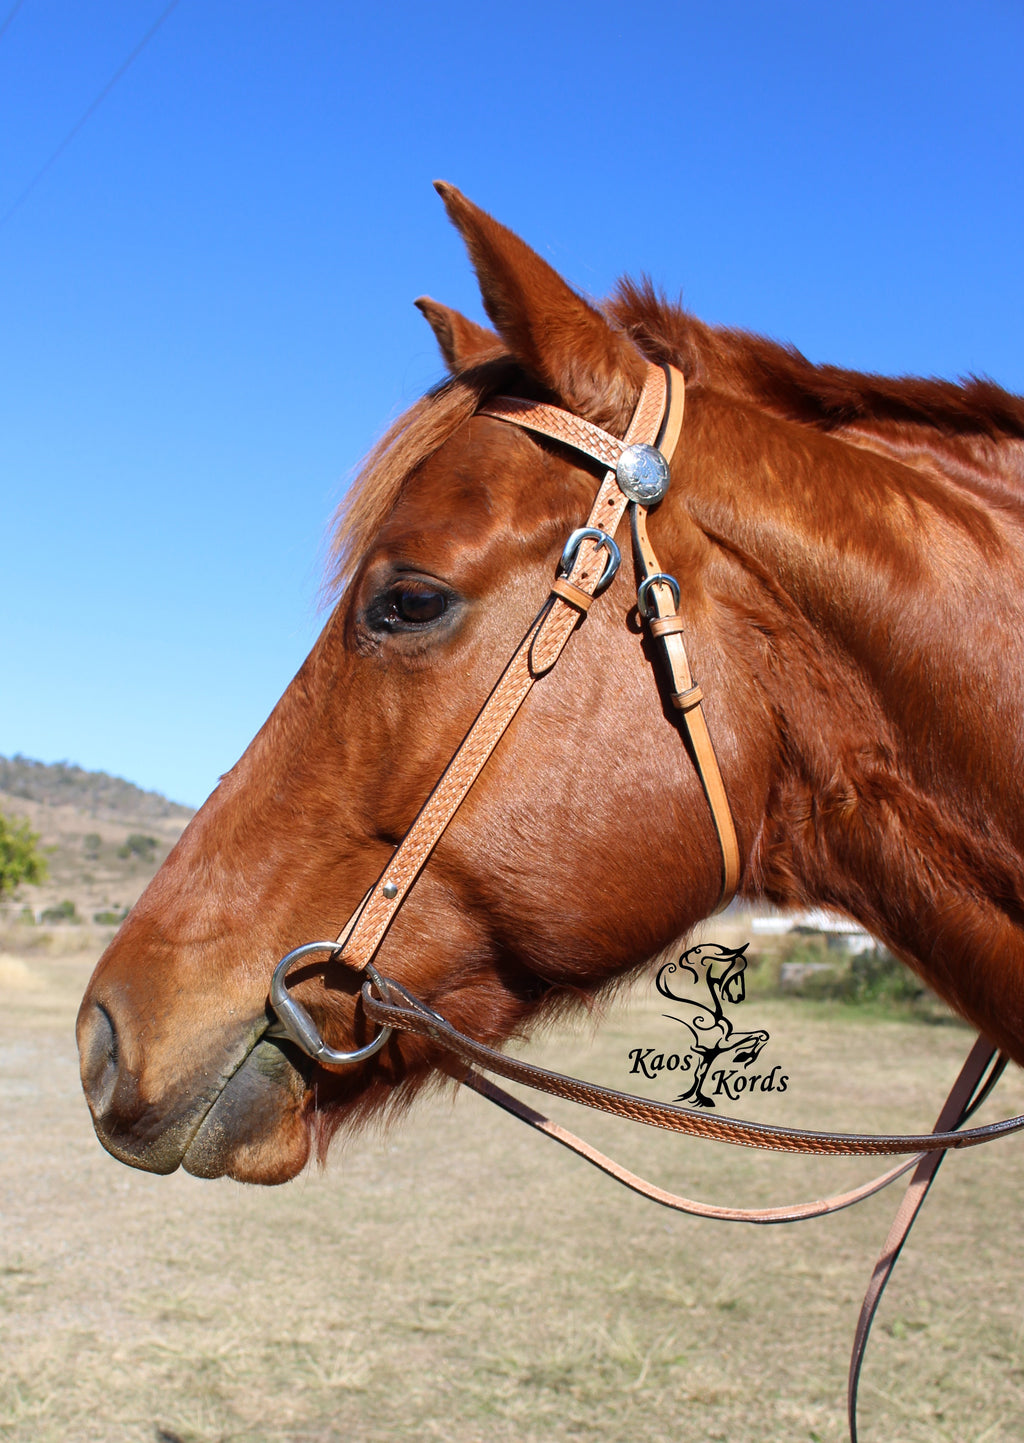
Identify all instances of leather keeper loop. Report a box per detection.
[648,614,686,638]
[550,578,594,613]
[671,684,704,711]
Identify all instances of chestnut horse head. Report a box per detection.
[78,185,1024,1185]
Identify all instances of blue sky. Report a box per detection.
[1,0,1021,808]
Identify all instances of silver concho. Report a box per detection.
[616,443,671,504]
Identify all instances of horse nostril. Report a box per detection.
[78,1002,120,1117]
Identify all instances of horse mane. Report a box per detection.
[327,281,1024,602]
[609,277,1024,441]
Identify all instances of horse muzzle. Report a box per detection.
[76,995,313,1184]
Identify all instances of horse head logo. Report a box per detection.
[656,943,770,1108]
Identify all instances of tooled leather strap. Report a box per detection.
[472,1041,1004,1440]
[336,363,672,970]
[477,395,638,470]
[362,978,1024,1157]
[459,1028,1005,1443]
[461,1068,922,1222]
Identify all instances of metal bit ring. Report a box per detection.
[269,941,393,1067]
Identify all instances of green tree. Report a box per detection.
[0,810,48,900]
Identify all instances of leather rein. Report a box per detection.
[267,360,1023,1442]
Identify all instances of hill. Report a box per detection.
[0,755,195,932]
[0,754,193,821]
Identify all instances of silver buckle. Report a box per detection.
[558,527,621,593]
[637,572,681,619]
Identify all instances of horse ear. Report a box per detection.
[413,296,504,372]
[434,181,647,432]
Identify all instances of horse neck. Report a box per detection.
[663,390,1024,1057]
[673,388,1024,800]
[830,419,1024,509]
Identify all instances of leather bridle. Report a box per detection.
[267,359,1022,1442]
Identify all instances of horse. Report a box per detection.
[655,944,771,1108]
[77,183,1024,1200]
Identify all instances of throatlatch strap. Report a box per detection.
[631,486,740,910]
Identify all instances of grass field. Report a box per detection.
[2,938,1023,1442]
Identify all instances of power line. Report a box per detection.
[0,0,26,44]
[0,0,182,228]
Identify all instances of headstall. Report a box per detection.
[267,359,1022,1442]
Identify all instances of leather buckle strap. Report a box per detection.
[630,500,741,911]
[488,364,742,912]
[271,358,740,1056]
[486,364,741,913]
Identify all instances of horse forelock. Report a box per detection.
[324,355,527,603]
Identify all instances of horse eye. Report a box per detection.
[382,585,448,629]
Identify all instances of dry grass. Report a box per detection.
[2,940,1024,1442]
